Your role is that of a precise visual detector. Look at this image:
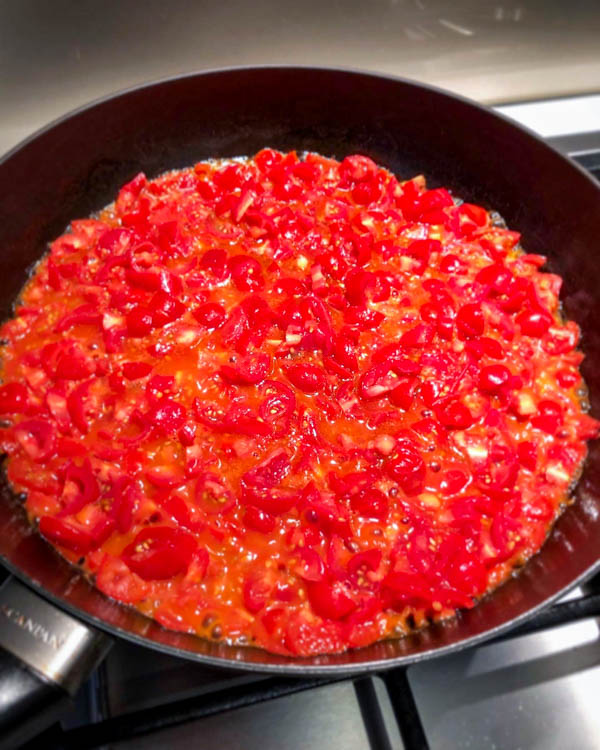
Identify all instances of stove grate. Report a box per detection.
[22,588,600,750]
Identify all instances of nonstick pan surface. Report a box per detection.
[1,67,599,675]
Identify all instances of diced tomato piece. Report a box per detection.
[295,547,326,582]
[193,302,226,329]
[148,398,186,435]
[195,473,237,514]
[96,556,149,603]
[243,572,272,614]
[349,488,389,521]
[220,353,271,385]
[39,516,94,554]
[385,440,425,496]
[348,549,382,577]
[242,450,290,488]
[306,580,358,620]
[122,362,153,380]
[58,460,100,515]
[14,419,56,461]
[242,485,297,515]
[0,383,29,414]
[244,506,276,533]
[284,614,344,656]
[285,363,327,393]
[121,526,196,580]
[108,478,138,533]
[228,255,264,292]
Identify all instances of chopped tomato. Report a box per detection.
[121,526,197,580]
[0,150,596,658]
[39,516,94,554]
[96,556,149,603]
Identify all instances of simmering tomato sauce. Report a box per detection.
[0,150,597,656]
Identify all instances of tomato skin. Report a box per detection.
[243,573,272,614]
[0,383,29,414]
[385,442,425,496]
[306,580,358,620]
[244,505,276,533]
[295,548,326,582]
[121,526,197,580]
[39,516,94,554]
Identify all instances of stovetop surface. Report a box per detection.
[39,583,600,750]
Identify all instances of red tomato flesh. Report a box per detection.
[0,151,597,657]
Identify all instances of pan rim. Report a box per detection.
[2,63,599,195]
[1,63,600,675]
[2,552,600,676]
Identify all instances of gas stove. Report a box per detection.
[6,132,597,750]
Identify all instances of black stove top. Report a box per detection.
[570,149,600,181]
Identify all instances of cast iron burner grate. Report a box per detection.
[15,148,600,750]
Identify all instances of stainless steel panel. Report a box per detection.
[1,0,600,155]
[409,587,600,750]
[115,682,380,750]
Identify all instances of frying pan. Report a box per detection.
[0,66,599,747]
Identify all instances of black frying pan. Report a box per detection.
[1,67,599,747]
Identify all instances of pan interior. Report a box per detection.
[1,67,600,674]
